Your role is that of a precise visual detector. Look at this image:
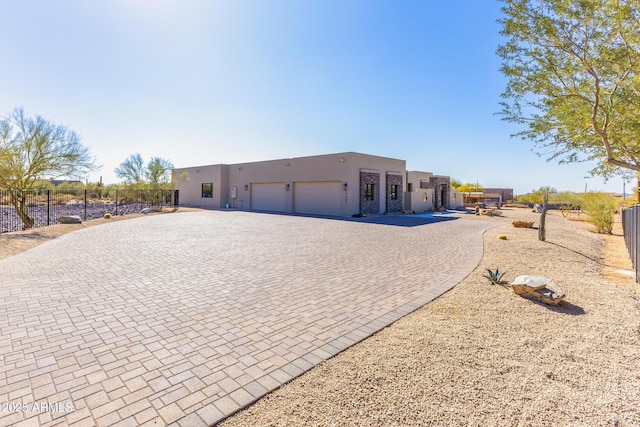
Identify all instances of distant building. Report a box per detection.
[462,188,514,207]
[483,188,514,202]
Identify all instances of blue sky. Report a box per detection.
[0,0,631,195]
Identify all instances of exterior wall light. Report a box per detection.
[343,183,348,191]
[286,183,290,191]
[244,184,249,191]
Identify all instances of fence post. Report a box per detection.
[115,189,119,215]
[623,205,640,284]
[47,189,50,226]
[84,189,87,221]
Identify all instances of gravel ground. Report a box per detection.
[221,208,640,427]
[1,207,638,426]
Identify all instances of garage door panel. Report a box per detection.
[294,181,342,216]
[251,183,286,212]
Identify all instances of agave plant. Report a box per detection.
[483,268,507,285]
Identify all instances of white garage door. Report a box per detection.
[251,182,286,212]
[293,181,342,216]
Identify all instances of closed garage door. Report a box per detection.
[251,182,286,212]
[293,181,342,216]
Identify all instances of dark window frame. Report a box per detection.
[389,184,398,200]
[364,183,375,201]
[202,183,213,198]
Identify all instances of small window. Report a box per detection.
[364,183,374,201]
[389,184,398,200]
[202,183,213,198]
[407,183,413,192]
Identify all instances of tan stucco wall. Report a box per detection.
[449,190,463,209]
[403,189,434,212]
[173,164,227,208]
[173,152,406,216]
[406,171,434,191]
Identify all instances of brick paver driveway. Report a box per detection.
[0,211,494,426]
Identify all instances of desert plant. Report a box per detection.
[104,213,112,219]
[483,268,507,285]
[581,192,616,233]
[497,234,507,240]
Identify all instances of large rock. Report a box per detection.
[511,275,565,305]
[58,215,82,224]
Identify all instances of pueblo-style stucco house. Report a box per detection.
[173,152,457,216]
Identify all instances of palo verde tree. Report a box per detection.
[457,182,485,192]
[115,154,174,206]
[0,108,97,228]
[498,0,640,177]
[115,154,174,188]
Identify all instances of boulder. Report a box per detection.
[58,215,82,224]
[511,275,565,305]
[512,220,534,228]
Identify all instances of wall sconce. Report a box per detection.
[339,157,345,162]
[343,182,348,191]
[244,184,249,191]
[286,183,290,191]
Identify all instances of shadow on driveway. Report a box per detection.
[215,209,468,227]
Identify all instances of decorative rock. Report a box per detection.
[58,215,82,224]
[140,208,151,214]
[512,221,534,228]
[511,275,565,305]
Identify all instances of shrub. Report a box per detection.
[581,192,616,234]
[483,268,507,285]
[497,234,507,240]
[104,213,112,219]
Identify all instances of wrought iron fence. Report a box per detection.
[0,188,178,234]
[622,205,640,283]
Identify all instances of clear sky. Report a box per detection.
[0,0,632,196]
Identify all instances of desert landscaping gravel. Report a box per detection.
[221,208,640,427]
[1,208,638,426]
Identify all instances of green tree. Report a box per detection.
[115,154,174,188]
[582,192,617,233]
[457,183,485,192]
[450,178,463,190]
[146,157,174,188]
[498,0,640,177]
[0,108,97,228]
[114,153,146,185]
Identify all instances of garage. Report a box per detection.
[251,182,286,212]
[293,181,343,216]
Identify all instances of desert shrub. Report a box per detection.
[581,192,616,233]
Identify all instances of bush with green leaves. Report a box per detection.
[581,192,616,234]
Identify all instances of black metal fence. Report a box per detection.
[622,205,640,283]
[0,188,179,234]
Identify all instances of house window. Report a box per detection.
[202,183,213,198]
[407,183,413,192]
[389,184,398,200]
[364,184,374,201]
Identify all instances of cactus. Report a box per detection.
[483,268,507,285]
